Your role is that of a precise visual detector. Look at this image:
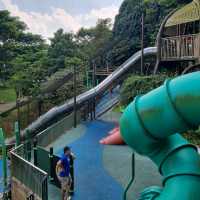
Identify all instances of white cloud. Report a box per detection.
[1,0,119,40]
[78,5,119,28]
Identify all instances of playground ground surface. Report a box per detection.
[47,111,162,200]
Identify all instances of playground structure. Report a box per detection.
[1,46,158,200]
[15,47,157,140]
[18,0,200,140]
[120,72,200,199]
[1,1,200,200]
[155,0,200,74]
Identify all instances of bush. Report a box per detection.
[183,129,200,146]
[120,75,168,106]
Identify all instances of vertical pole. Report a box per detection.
[93,98,96,119]
[141,13,144,75]
[25,130,31,161]
[69,154,74,195]
[73,65,77,128]
[16,99,21,133]
[49,147,54,182]
[27,98,30,125]
[92,61,96,87]
[33,139,38,166]
[123,153,135,200]
[86,71,89,89]
[87,101,90,120]
[82,104,87,121]
[106,59,109,73]
[38,99,43,117]
[15,121,20,147]
[0,128,7,188]
[89,101,93,121]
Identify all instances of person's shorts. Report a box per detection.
[58,176,71,191]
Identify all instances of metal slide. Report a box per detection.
[15,47,157,138]
[120,72,200,200]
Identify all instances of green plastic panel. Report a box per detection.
[36,146,50,174]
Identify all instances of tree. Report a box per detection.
[11,45,48,97]
[0,10,26,43]
[47,29,77,74]
[76,19,112,69]
[0,10,47,90]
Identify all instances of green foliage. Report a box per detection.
[0,10,48,97]
[120,74,168,106]
[0,10,26,42]
[11,44,48,97]
[108,0,190,66]
[47,29,77,74]
[0,87,16,103]
[76,18,112,68]
[0,10,112,104]
[183,129,200,146]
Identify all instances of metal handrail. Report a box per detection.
[161,33,200,60]
[162,33,200,40]
[10,144,48,200]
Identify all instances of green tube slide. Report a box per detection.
[120,72,200,200]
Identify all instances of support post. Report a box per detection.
[87,101,90,120]
[0,128,7,189]
[69,154,74,195]
[93,98,96,119]
[86,71,89,89]
[123,153,135,200]
[49,147,54,182]
[25,130,32,161]
[73,65,77,128]
[16,99,21,133]
[33,139,38,166]
[38,99,43,117]
[89,101,93,121]
[27,98,30,125]
[92,61,96,87]
[83,104,87,121]
[141,13,144,75]
[15,121,20,147]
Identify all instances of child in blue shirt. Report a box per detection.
[56,146,72,200]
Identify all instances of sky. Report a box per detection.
[0,0,123,40]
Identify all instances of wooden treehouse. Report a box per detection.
[155,0,200,74]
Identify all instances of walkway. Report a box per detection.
[48,116,162,200]
[50,120,123,200]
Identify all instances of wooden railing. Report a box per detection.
[161,34,200,61]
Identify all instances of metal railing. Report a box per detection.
[10,145,48,200]
[36,111,81,147]
[161,34,200,61]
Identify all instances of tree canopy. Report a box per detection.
[0,0,192,101]
[106,0,191,67]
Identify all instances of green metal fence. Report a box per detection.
[36,146,50,175]
[34,146,62,189]
[36,111,81,147]
[10,144,48,200]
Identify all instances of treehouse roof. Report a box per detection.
[165,0,200,27]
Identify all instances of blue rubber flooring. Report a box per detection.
[56,120,124,200]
